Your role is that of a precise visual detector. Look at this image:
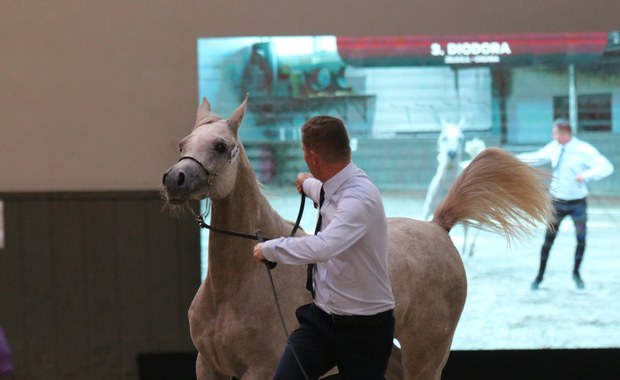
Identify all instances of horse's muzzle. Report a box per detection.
[162,159,206,203]
[162,166,187,203]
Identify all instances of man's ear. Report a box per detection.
[309,149,322,167]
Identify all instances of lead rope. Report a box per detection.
[258,193,310,380]
[195,192,311,380]
[256,229,311,380]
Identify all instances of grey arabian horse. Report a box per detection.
[162,96,553,380]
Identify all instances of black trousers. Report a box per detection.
[273,303,395,380]
[537,197,588,278]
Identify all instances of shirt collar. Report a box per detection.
[560,137,578,149]
[323,162,357,199]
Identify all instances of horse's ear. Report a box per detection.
[439,116,449,129]
[228,94,248,133]
[197,97,212,120]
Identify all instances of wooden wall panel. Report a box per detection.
[19,200,58,377]
[0,192,200,380]
[115,200,152,377]
[145,204,187,351]
[52,200,90,377]
[83,200,124,379]
[0,201,26,374]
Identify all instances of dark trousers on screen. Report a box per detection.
[536,197,588,280]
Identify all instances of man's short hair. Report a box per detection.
[301,116,351,163]
[553,118,573,134]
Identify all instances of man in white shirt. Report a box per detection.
[518,119,614,290]
[253,116,395,379]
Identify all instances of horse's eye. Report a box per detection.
[215,143,227,154]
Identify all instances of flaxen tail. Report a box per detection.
[432,147,553,242]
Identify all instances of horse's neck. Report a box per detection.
[210,156,267,233]
[206,153,288,295]
[437,155,461,171]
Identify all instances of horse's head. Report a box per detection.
[436,118,465,164]
[162,96,247,204]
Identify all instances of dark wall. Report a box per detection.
[0,192,200,380]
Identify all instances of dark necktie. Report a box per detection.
[553,146,565,172]
[306,186,324,297]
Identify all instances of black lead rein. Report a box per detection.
[195,191,306,241]
[196,192,311,380]
[194,192,307,267]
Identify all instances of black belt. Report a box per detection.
[312,304,393,327]
[554,197,586,205]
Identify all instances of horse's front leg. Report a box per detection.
[239,368,275,380]
[196,352,230,380]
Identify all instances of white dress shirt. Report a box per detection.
[518,137,614,200]
[262,162,395,316]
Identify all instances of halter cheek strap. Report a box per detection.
[230,144,239,160]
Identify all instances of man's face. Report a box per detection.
[552,126,572,145]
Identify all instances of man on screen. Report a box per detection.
[518,119,614,290]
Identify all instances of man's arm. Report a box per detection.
[579,145,614,182]
[516,144,553,167]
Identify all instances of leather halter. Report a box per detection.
[178,144,240,190]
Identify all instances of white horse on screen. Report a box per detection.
[422,119,487,256]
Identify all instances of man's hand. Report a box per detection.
[253,243,266,262]
[575,174,586,183]
[296,172,313,194]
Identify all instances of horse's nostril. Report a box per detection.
[162,169,185,190]
[176,172,186,187]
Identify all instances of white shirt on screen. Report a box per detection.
[518,137,614,201]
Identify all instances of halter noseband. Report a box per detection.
[178,144,240,190]
[178,156,211,176]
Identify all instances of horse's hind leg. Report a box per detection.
[462,224,469,256]
[398,335,451,380]
[468,224,481,257]
[385,345,404,380]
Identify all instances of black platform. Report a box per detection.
[137,348,620,380]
